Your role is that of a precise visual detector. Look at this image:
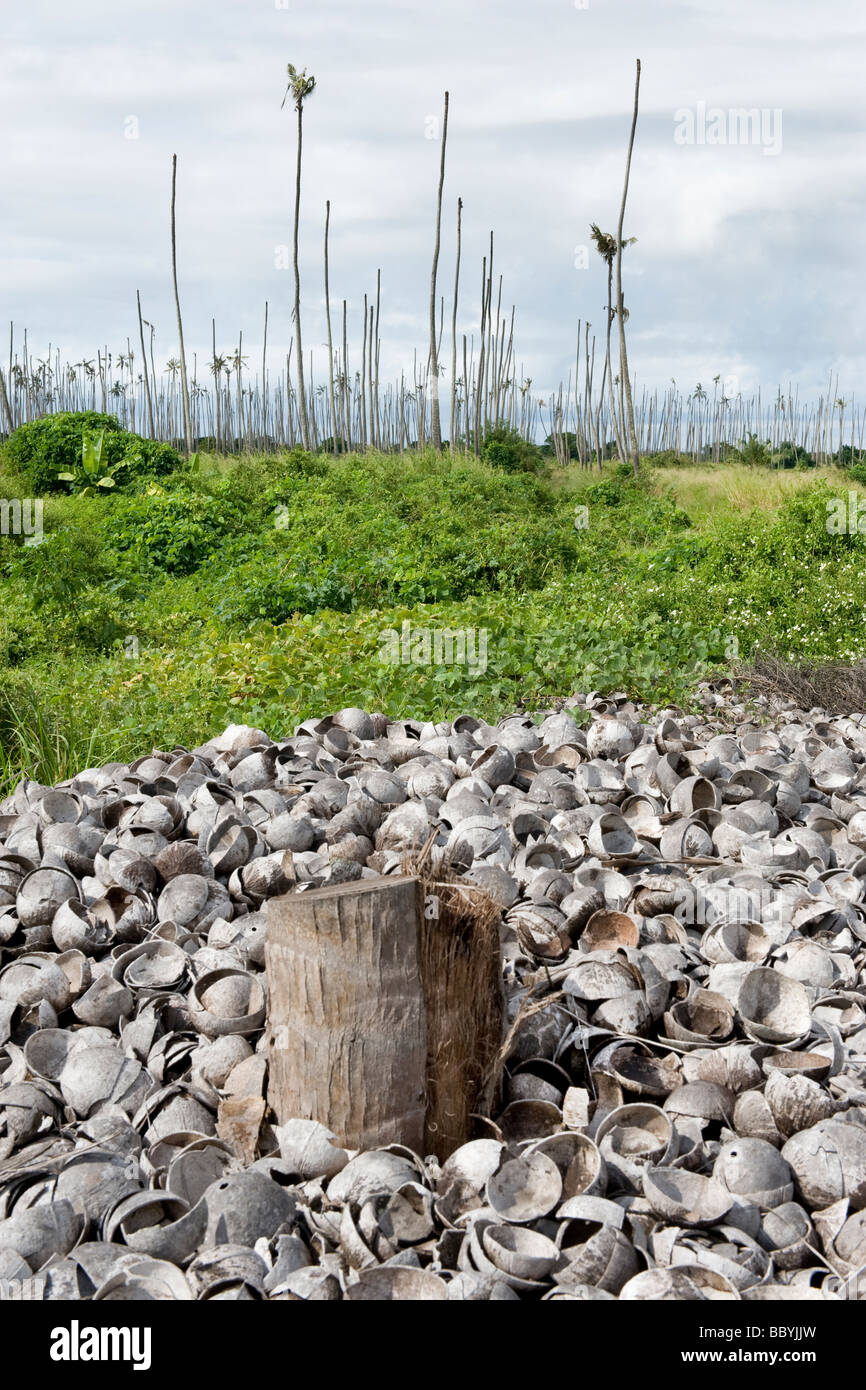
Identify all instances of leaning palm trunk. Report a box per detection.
[473,257,488,456]
[428,92,449,451]
[169,156,193,457]
[615,59,642,473]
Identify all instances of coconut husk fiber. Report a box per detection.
[403,838,505,1158]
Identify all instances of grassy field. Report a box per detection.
[646,463,854,516]
[0,429,864,790]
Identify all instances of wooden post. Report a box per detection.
[265,875,428,1152]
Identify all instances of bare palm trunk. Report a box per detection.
[368,302,375,449]
[170,155,193,456]
[483,234,493,433]
[286,347,296,447]
[492,273,502,421]
[374,269,381,449]
[236,334,244,451]
[428,92,449,450]
[292,103,311,450]
[604,263,626,462]
[0,367,12,436]
[324,201,338,453]
[473,257,488,456]
[262,301,269,450]
[360,294,368,449]
[615,59,641,473]
[212,320,221,452]
[462,334,469,454]
[341,300,349,449]
[136,290,155,439]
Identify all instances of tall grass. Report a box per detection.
[654,464,853,516]
[0,680,110,794]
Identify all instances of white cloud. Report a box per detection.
[1,0,864,404]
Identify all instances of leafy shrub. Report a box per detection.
[647,450,693,468]
[735,433,773,468]
[586,469,654,507]
[481,423,545,474]
[214,557,356,623]
[3,412,181,492]
[585,477,626,507]
[541,431,582,460]
[772,440,815,470]
[108,493,234,574]
[5,522,128,653]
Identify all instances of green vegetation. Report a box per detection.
[4,411,181,492]
[1,412,865,790]
[481,422,545,474]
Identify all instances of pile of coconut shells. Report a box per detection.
[2,685,866,1300]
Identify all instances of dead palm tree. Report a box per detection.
[615,59,642,473]
[136,290,155,438]
[324,201,338,453]
[450,196,463,453]
[210,336,228,451]
[590,224,626,463]
[428,92,449,451]
[282,63,316,452]
[232,343,248,450]
[836,396,847,469]
[170,155,193,457]
[0,368,13,435]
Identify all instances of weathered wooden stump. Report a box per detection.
[266,871,503,1157]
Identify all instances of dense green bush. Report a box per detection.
[3,521,128,655]
[646,450,694,468]
[582,470,691,537]
[481,423,545,474]
[541,431,581,460]
[772,440,816,470]
[108,492,235,575]
[734,433,773,468]
[2,412,182,492]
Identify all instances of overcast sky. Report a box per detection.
[2,0,865,402]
